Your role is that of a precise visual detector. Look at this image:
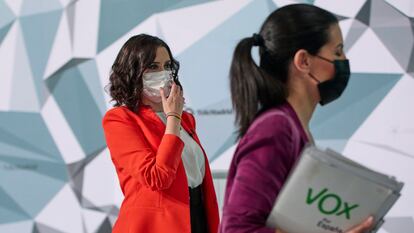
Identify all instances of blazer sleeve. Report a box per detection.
[102,108,184,191]
[220,115,294,233]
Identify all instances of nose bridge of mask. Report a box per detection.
[333,59,350,76]
[143,70,172,85]
[142,70,172,81]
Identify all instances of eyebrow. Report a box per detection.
[151,60,171,64]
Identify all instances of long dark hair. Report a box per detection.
[108,34,180,111]
[230,4,338,138]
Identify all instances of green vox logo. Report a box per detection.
[306,188,359,220]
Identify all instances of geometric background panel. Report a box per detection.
[0,0,413,232]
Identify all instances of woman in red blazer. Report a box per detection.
[102,34,219,233]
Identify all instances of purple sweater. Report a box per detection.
[219,102,309,233]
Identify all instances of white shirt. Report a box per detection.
[156,113,205,188]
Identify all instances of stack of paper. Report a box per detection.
[266,146,404,233]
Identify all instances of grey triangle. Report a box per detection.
[65,4,76,48]
[355,0,371,26]
[34,222,65,233]
[335,14,348,21]
[411,18,414,36]
[266,0,276,12]
[369,0,413,71]
[370,0,409,27]
[344,19,368,53]
[383,217,414,233]
[373,27,413,70]
[99,205,120,216]
[95,218,112,233]
[46,58,89,90]
[0,21,13,44]
[69,169,84,201]
[108,215,118,225]
[32,223,40,233]
[109,206,119,216]
[356,140,414,160]
[408,53,414,72]
[81,196,98,209]
[155,18,165,40]
[67,148,103,178]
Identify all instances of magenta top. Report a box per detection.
[219,102,309,233]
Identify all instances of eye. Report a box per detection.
[164,63,172,70]
[335,47,344,57]
[148,64,159,70]
[335,50,342,57]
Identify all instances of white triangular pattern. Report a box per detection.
[10,22,39,111]
[272,0,300,8]
[344,74,414,217]
[210,144,237,171]
[83,148,123,208]
[66,2,76,47]
[73,0,100,58]
[4,0,23,16]
[343,140,414,217]
[347,74,414,162]
[0,21,18,111]
[35,184,83,233]
[82,209,107,233]
[157,0,252,56]
[41,96,85,163]
[44,12,73,79]
[338,18,354,39]
[346,28,404,73]
[377,229,391,233]
[314,0,366,17]
[59,0,77,8]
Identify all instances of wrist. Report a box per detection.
[165,112,181,120]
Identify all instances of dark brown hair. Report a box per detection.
[230,4,338,138]
[108,34,180,111]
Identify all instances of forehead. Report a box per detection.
[325,23,343,47]
[153,46,170,62]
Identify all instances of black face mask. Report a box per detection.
[309,55,351,105]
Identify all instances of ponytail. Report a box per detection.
[230,35,287,138]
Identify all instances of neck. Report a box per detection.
[286,94,317,133]
[141,99,163,112]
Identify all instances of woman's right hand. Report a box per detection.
[274,216,373,233]
[160,83,184,116]
[161,83,184,136]
[345,216,374,233]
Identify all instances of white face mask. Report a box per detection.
[142,70,173,103]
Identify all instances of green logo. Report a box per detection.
[306,188,359,220]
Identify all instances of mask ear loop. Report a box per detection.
[315,54,334,64]
[309,54,335,83]
[309,73,321,84]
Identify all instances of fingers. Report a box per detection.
[169,83,178,97]
[347,216,373,233]
[159,87,167,103]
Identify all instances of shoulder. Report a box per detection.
[245,107,294,140]
[102,106,135,124]
[182,111,196,128]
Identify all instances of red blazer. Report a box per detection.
[102,105,219,233]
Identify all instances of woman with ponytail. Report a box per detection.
[220,4,373,233]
